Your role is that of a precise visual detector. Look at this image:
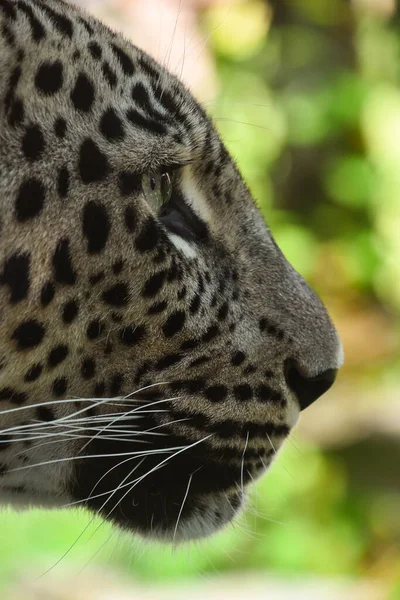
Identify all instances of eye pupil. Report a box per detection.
[150,176,157,191]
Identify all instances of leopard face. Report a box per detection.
[0,0,342,541]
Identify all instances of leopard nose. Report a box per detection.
[284,359,337,410]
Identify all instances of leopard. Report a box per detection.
[0,0,343,542]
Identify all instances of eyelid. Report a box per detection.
[163,158,194,170]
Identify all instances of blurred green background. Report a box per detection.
[2,0,400,598]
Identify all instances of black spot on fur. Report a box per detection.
[154,354,181,370]
[78,17,94,36]
[24,363,43,382]
[52,377,67,396]
[40,281,55,307]
[163,311,185,338]
[201,325,219,343]
[5,66,21,111]
[147,300,168,315]
[177,287,187,300]
[0,387,27,405]
[234,384,253,402]
[100,107,125,142]
[54,117,67,138]
[79,138,110,183]
[1,253,30,303]
[217,302,229,321]
[102,283,129,307]
[81,358,96,379]
[18,1,46,42]
[102,61,117,87]
[87,319,104,340]
[126,108,166,136]
[119,172,141,196]
[88,41,102,59]
[62,300,79,324]
[52,239,76,285]
[112,260,125,275]
[15,178,45,221]
[205,385,228,403]
[12,320,45,349]
[35,61,63,95]
[37,406,54,421]
[110,43,134,75]
[0,0,16,20]
[135,217,159,252]
[57,166,70,199]
[8,98,24,127]
[180,337,200,351]
[93,381,105,397]
[120,324,146,346]
[89,271,105,285]
[124,205,137,233]
[142,270,167,298]
[82,201,110,254]
[21,124,45,162]
[189,294,201,315]
[256,385,283,405]
[71,73,95,112]
[39,2,73,38]
[48,344,69,368]
[109,373,124,395]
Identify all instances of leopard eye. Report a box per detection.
[143,169,173,212]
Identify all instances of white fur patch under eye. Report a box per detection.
[169,234,197,258]
[181,167,213,225]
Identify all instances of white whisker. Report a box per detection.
[173,472,192,541]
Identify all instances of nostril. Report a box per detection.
[284,359,337,411]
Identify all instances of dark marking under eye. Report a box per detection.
[160,190,209,242]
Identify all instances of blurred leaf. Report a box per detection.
[273,223,318,277]
[205,1,271,61]
[323,154,375,208]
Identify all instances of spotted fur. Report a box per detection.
[0,0,342,541]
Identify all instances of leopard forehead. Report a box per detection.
[0,0,342,540]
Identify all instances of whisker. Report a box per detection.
[241,431,249,499]
[173,472,193,542]
[7,446,181,473]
